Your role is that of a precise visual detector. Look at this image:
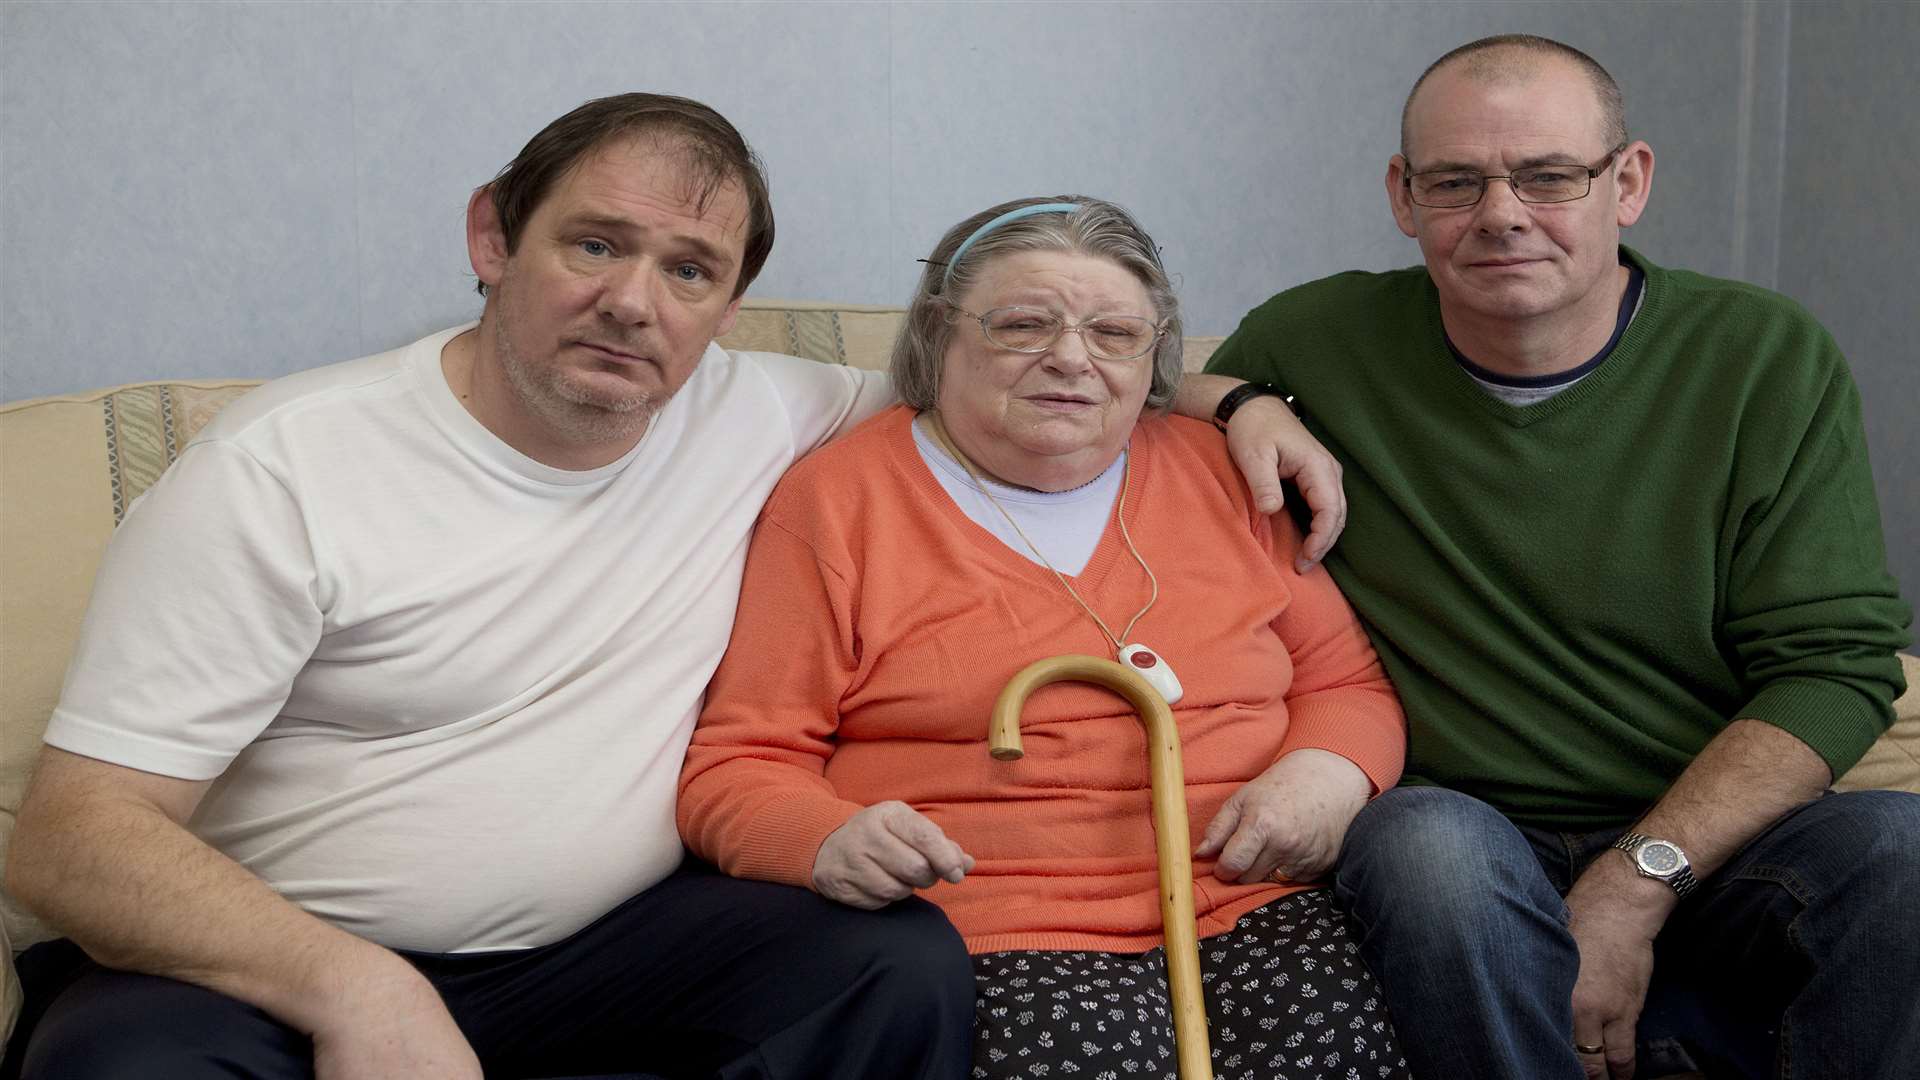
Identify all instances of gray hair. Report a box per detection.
[890,195,1184,411]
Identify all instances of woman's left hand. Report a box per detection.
[1194,749,1372,884]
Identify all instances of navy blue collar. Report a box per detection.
[1447,255,1645,388]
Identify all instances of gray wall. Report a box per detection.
[1778,3,1918,602]
[2,0,1913,593]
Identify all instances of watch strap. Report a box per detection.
[1211,382,1292,432]
[1668,864,1699,898]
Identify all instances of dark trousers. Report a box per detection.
[1334,786,1920,1080]
[6,860,975,1080]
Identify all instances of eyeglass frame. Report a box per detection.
[1402,144,1629,208]
[937,298,1169,362]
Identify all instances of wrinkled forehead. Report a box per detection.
[558,133,751,232]
[967,249,1155,311]
[1405,55,1610,163]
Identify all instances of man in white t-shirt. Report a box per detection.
[4,91,974,1080]
[3,94,1339,1079]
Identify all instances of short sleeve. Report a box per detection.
[747,352,896,455]
[45,440,324,780]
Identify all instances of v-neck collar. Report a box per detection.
[1420,246,1666,428]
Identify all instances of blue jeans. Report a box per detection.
[1333,786,1920,1079]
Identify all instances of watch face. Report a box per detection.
[1638,842,1682,874]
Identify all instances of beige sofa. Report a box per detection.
[2,299,1916,1052]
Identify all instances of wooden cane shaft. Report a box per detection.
[988,655,1212,1080]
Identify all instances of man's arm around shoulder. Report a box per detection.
[6,748,480,1079]
[1171,373,1346,568]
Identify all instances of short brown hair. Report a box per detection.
[476,92,773,299]
[1402,34,1626,159]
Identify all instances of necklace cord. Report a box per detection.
[922,413,1159,652]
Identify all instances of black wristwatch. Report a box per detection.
[1212,382,1294,432]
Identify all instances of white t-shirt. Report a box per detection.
[45,325,890,953]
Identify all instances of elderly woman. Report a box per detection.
[678,197,1410,1080]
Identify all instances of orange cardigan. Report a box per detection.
[679,407,1404,955]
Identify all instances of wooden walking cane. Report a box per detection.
[989,655,1212,1080]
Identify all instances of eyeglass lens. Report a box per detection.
[1410,165,1594,207]
[983,307,1158,360]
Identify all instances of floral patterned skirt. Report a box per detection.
[969,889,1409,1080]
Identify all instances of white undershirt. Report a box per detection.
[911,416,1123,576]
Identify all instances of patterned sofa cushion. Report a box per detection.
[0,378,263,959]
[717,299,1225,374]
[720,300,907,370]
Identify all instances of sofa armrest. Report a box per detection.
[1834,652,1920,794]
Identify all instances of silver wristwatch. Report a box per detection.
[1611,832,1699,898]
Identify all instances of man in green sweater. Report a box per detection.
[1205,33,1914,1080]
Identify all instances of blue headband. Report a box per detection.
[941,202,1083,294]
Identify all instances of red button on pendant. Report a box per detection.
[1129,650,1158,669]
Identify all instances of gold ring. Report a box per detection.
[1574,1042,1604,1055]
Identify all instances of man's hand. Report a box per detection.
[1194,749,1371,884]
[311,963,482,1080]
[1222,393,1346,572]
[812,801,974,910]
[1563,855,1675,1080]
[8,749,484,1080]
[1555,720,1826,1078]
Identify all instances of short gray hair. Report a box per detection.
[890,195,1184,411]
[1402,35,1627,159]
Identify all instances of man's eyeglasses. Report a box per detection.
[942,301,1165,362]
[1404,145,1627,208]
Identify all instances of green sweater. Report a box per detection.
[1206,247,1911,829]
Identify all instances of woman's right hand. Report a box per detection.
[811,801,975,909]
[1194,749,1372,884]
